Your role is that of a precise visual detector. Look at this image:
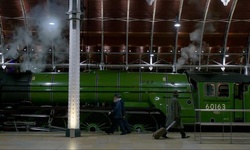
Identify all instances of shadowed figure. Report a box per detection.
[162,91,190,139]
[106,93,127,135]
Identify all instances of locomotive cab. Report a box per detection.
[187,71,250,124]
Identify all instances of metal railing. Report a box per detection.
[194,109,250,144]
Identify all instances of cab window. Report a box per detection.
[205,83,215,97]
[218,83,229,97]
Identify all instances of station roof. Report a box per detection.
[0,0,249,72]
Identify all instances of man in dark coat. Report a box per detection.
[162,91,190,138]
[106,93,127,135]
[117,94,131,134]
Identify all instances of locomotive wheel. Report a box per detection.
[80,112,111,132]
[127,114,158,132]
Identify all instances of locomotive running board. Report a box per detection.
[30,125,66,132]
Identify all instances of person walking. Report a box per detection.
[162,91,190,138]
[106,93,127,135]
[117,94,131,134]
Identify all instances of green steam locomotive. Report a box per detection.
[1,70,250,132]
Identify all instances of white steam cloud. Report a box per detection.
[3,1,68,72]
[176,23,215,70]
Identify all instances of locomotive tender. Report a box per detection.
[1,70,250,132]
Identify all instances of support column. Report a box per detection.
[66,0,82,138]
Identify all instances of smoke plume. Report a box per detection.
[3,1,68,72]
[176,23,215,70]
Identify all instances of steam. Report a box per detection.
[3,1,68,72]
[176,23,215,70]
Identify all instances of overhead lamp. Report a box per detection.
[125,66,129,70]
[172,65,176,73]
[221,66,225,72]
[244,66,248,75]
[49,22,55,25]
[174,16,181,27]
[174,23,181,27]
[221,0,230,6]
[2,64,6,69]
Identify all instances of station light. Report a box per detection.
[49,22,55,25]
[174,23,181,27]
[221,0,230,6]
[2,64,6,69]
[221,66,225,72]
[244,66,248,75]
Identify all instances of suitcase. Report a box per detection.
[153,121,176,139]
[153,127,167,139]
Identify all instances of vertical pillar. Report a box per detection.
[66,0,82,138]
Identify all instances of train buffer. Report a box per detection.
[3,120,36,132]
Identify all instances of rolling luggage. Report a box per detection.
[152,127,167,139]
[153,121,176,139]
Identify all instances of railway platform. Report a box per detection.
[0,131,249,149]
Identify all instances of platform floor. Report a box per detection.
[0,131,249,149]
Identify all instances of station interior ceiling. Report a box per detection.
[0,0,250,73]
